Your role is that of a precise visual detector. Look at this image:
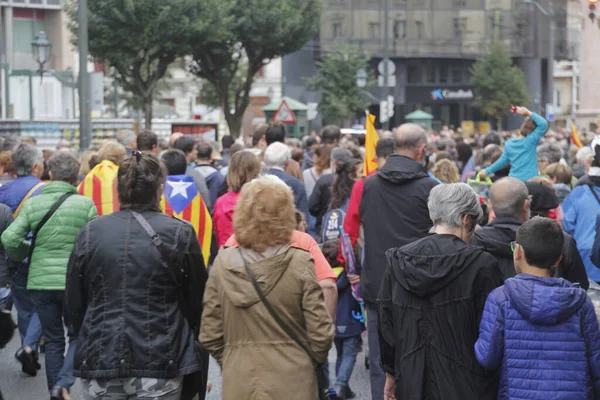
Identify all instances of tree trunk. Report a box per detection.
[496,116,502,131]
[144,97,153,131]
[224,111,243,138]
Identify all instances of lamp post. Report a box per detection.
[31,22,91,149]
[356,69,378,102]
[522,0,555,120]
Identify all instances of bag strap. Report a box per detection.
[14,182,45,218]
[28,192,73,260]
[130,211,195,332]
[239,248,318,364]
[589,185,600,206]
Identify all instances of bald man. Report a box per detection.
[360,123,438,399]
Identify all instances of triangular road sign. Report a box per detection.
[271,100,297,124]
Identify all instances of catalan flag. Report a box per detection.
[364,112,379,176]
[160,175,212,266]
[78,160,119,216]
[571,123,584,148]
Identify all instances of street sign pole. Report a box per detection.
[382,0,390,131]
[78,0,92,150]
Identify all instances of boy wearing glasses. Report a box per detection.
[475,217,600,399]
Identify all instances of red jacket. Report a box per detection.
[213,191,240,248]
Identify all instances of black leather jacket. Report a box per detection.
[66,210,208,380]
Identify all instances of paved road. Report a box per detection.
[0,325,373,400]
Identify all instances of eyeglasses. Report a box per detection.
[510,241,519,253]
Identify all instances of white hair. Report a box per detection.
[264,142,291,168]
[254,173,292,192]
[428,183,483,228]
[576,146,594,163]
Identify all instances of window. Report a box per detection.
[333,23,342,38]
[407,65,422,84]
[425,64,435,83]
[439,63,448,84]
[451,66,463,83]
[415,21,424,40]
[554,88,561,108]
[14,19,45,53]
[393,20,406,39]
[369,23,380,39]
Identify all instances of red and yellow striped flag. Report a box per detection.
[364,112,379,176]
[571,124,583,148]
[160,175,212,266]
[78,160,119,216]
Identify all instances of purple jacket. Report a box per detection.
[475,274,600,399]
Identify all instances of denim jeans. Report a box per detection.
[334,335,361,388]
[10,264,41,350]
[366,302,385,400]
[29,290,76,391]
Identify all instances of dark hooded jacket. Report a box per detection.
[475,275,600,399]
[471,217,589,289]
[378,234,504,400]
[359,155,438,303]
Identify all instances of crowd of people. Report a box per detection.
[0,108,599,400]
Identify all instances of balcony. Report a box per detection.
[0,0,61,9]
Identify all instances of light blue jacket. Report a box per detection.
[563,184,600,282]
[484,113,549,181]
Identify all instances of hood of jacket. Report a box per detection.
[386,234,483,297]
[505,274,587,325]
[474,217,522,259]
[195,165,218,179]
[219,246,294,308]
[378,155,430,184]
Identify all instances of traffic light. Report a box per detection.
[590,0,598,22]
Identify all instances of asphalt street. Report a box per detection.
[0,326,373,400]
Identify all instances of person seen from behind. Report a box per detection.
[2,152,98,400]
[172,136,211,210]
[322,239,364,400]
[544,162,572,204]
[475,217,600,399]
[480,106,549,181]
[329,159,363,212]
[213,151,262,247]
[379,183,503,400]
[195,141,226,208]
[200,175,334,400]
[431,158,461,183]
[66,151,208,400]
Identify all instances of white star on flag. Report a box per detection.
[168,180,193,199]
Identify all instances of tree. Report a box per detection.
[68,0,221,129]
[306,45,373,126]
[190,0,322,137]
[471,42,530,129]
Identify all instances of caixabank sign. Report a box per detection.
[430,88,474,101]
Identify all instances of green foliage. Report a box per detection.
[471,42,530,128]
[67,0,221,128]
[306,45,373,125]
[190,0,323,136]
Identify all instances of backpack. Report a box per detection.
[321,208,346,243]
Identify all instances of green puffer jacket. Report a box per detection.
[2,181,97,290]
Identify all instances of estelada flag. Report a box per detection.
[160,174,212,266]
[571,124,583,148]
[78,160,119,216]
[364,112,379,176]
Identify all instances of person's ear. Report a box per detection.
[551,255,563,269]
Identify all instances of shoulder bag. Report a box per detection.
[130,211,208,400]
[13,182,45,218]
[239,249,332,400]
[589,185,600,206]
[27,192,72,262]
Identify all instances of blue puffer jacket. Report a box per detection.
[475,274,600,399]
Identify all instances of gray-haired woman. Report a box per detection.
[377,183,504,400]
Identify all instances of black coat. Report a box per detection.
[471,216,589,289]
[308,173,335,237]
[0,204,13,288]
[359,155,438,303]
[66,210,208,380]
[378,234,504,400]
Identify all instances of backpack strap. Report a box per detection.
[589,185,600,206]
[28,192,73,261]
[14,182,45,218]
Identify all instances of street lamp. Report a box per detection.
[356,69,368,89]
[521,0,555,120]
[31,31,53,73]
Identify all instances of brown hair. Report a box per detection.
[118,151,165,212]
[233,175,295,253]
[431,159,460,183]
[544,163,573,185]
[78,150,97,176]
[528,176,555,190]
[0,151,14,175]
[98,141,127,165]
[314,145,332,174]
[227,151,261,192]
[520,117,536,137]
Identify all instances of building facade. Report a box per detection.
[284,0,573,129]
